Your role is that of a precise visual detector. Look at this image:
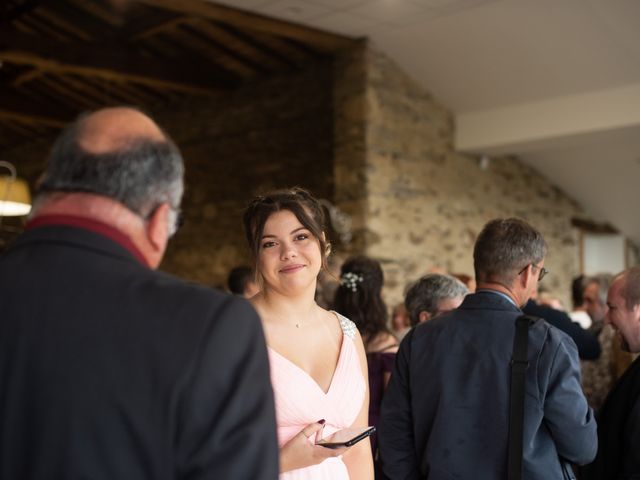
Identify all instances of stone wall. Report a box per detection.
[336,46,586,309]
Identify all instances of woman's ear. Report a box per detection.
[321,232,331,255]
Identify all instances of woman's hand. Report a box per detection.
[280,420,348,473]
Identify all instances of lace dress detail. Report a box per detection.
[334,311,357,339]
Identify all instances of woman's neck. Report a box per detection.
[258,287,319,320]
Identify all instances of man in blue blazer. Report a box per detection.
[0,107,279,479]
[379,218,596,479]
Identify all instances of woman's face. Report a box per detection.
[257,209,322,296]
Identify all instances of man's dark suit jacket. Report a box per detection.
[378,291,597,480]
[0,224,279,480]
[580,355,640,479]
[523,299,601,360]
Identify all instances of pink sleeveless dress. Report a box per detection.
[268,312,366,480]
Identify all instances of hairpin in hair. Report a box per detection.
[340,272,364,293]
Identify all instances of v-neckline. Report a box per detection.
[267,312,348,395]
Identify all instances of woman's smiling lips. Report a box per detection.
[279,264,305,274]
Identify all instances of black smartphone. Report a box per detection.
[315,426,376,449]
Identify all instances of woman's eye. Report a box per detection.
[295,233,309,241]
[262,241,276,249]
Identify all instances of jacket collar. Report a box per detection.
[9,220,149,268]
[459,290,523,313]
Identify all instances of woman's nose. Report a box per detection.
[280,242,297,260]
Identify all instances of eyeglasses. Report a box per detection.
[518,263,548,282]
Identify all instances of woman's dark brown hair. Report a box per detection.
[242,187,330,273]
[332,255,389,348]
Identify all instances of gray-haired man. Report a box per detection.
[379,218,597,479]
[0,107,278,479]
[404,273,469,325]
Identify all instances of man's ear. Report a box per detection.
[519,264,534,289]
[418,311,431,323]
[146,203,170,252]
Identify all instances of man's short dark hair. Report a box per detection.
[37,110,184,218]
[572,274,587,309]
[227,266,254,296]
[404,273,469,326]
[473,218,547,284]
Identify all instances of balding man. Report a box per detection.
[581,266,640,480]
[379,218,596,479]
[0,108,279,479]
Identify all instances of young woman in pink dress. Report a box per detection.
[243,188,373,479]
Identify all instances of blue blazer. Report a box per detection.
[379,291,597,480]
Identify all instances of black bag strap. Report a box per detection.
[507,315,535,480]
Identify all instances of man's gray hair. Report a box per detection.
[619,266,640,310]
[473,218,547,284]
[37,110,184,217]
[404,273,469,326]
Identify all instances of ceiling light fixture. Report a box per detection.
[0,161,32,218]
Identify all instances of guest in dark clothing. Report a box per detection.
[523,298,601,359]
[379,218,596,480]
[333,256,397,458]
[0,108,279,480]
[580,266,640,480]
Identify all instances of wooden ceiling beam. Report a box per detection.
[179,21,266,76]
[125,12,189,39]
[213,21,297,69]
[1,0,41,25]
[43,1,114,39]
[11,67,43,87]
[32,8,93,41]
[0,27,236,94]
[134,0,354,52]
[37,75,97,109]
[0,90,72,128]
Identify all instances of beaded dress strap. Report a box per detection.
[333,311,357,339]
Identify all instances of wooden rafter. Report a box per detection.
[0,27,236,94]
[44,1,114,39]
[0,89,72,127]
[128,14,189,39]
[213,21,297,69]
[1,0,40,25]
[11,67,42,86]
[180,20,267,75]
[134,0,355,52]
